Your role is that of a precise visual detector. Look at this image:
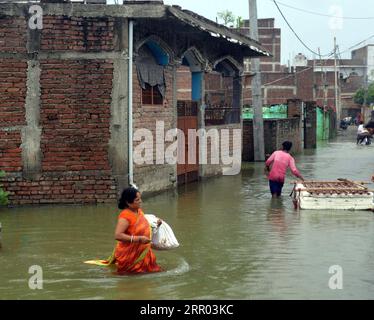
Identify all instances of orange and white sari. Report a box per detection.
[114,208,161,274]
[84,209,161,274]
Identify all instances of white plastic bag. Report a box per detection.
[145,214,179,250]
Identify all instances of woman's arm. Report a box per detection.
[114,218,150,244]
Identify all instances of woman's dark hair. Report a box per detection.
[282,141,293,151]
[118,187,139,209]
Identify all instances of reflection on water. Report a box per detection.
[0,131,374,299]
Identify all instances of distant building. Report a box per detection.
[235,18,281,73]
[351,44,374,82]
[293,53,307,67]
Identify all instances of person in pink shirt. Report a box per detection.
[265,141,304,198]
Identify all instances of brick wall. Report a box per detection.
[1,175,117,206]
[275,118,301,154]
[0,58,27,173]
[202,123,241,177]
[304,102,317,149]
[0,14,117,205]
[0,16,27,53]
[40,59,113,172]
[243,118,301,161]
[41,16,114,52]
[205,72,234,106]
[0,5,252,204]
[287,99,302,118]
[243,72,296,106]
[176,66,191,100]
[238,19,281,72]
[132,64,176,193]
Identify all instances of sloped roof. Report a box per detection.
[166,5,271,58]
[0,1,271,57]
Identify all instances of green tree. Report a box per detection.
[0,171,9,206]
[236,16,244,28]
[354,82,374,105]
[217,10,236,27]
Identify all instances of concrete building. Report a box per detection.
[0,0,270,205]
[352,44,374,82]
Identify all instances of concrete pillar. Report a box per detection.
[22,60,42,180]
[304,101,317,149]
[109,18,129,195]
[22,26,42,180]
[170,61,179,187]
[198,71,206,178]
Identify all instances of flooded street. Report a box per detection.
[0,129,373,300]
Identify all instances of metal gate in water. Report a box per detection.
[177,100,199,185]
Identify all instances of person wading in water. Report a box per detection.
[265,141,304,198]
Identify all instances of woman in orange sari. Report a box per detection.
[114,187,161,275]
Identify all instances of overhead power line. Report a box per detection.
[338,34,374,55]
[263,66,313,87]
[271,0,374,20]
[272,0,334,57]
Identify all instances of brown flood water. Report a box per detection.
[0,129,373,299]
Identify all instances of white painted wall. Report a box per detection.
[313,66,366,79]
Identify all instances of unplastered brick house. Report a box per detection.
[0,0,269,205]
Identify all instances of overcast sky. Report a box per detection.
[107,0,374,65]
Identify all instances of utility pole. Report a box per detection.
[318,48,328,110]
[248,0,264,161]
[362,61,369,122]
[334,37,340,129]
[319,48,327,139]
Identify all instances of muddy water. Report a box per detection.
[0,129,373,299]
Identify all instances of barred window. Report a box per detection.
[142,83,163,105]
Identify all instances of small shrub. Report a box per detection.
[0,171,9,206]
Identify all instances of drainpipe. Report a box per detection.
[128,20,134,186]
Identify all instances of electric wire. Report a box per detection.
[271,0,374,20]
[272,0,334,57]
